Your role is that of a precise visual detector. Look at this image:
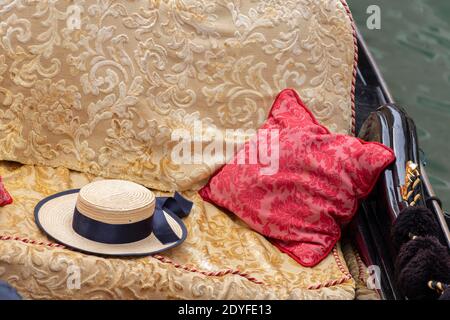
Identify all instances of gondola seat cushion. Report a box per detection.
[0,161,357,299]
[200,89,396,267]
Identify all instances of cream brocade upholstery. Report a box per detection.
[0,162,357,299]
[0,0,363,300]
[0,0,356,191]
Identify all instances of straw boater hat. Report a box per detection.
[34,179,191,256]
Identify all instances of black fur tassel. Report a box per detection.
[395,236,447,272]
[397,241,450,299]
[391,206,440,250]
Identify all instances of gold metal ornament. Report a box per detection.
[401,161,422,206]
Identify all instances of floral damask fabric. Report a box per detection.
[0,0,356,191]
[200,89,395,267]
[0,161,356,299]
[0,176,12,206]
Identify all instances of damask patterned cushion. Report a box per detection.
[0,176,12,206]
[199,89,396,267]
[0,0,356,191]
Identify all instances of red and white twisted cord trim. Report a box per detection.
[152,254,264,285]
[0,234,264,285]
[0,235,65,248]
[340,0,359,135]
[307,247,353,290]
[1,235,352,290]
[354,251,368,284]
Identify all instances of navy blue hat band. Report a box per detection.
[72,208,153,244]
[71,192,192,245]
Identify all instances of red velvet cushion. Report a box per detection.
[0,177,12,207]
[199,89,395,267]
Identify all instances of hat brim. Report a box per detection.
[34,189,187,257]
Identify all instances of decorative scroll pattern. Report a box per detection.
[0,0,357,191]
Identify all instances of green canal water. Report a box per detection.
[348,0,450,209]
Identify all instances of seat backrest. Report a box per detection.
[0,0,356,191]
